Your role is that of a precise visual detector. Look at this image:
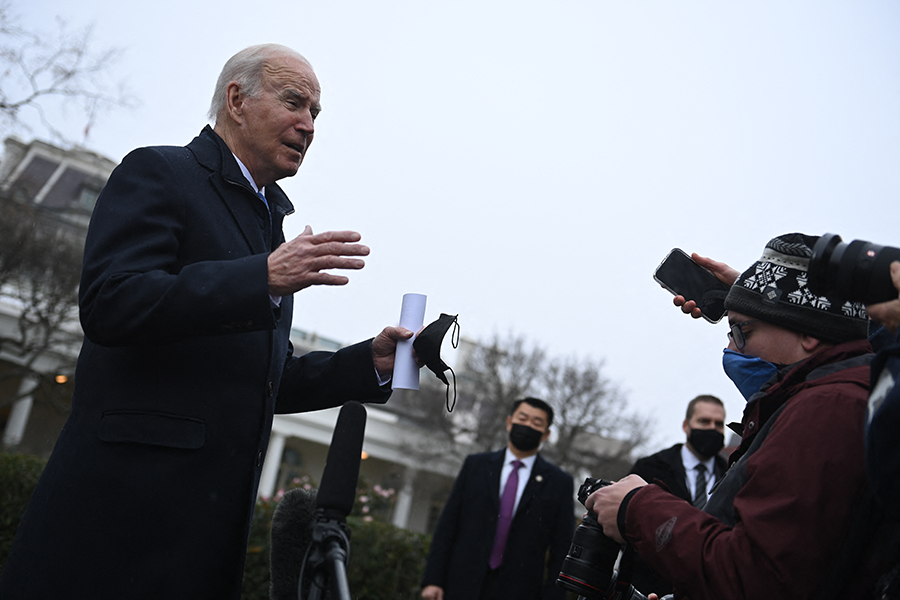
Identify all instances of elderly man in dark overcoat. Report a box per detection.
[0,44,412,599]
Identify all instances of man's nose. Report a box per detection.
[296,110,315,133]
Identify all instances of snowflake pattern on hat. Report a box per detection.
[726,233,870,341]
[743,262,788,292]
[842,301,867,319]
[742,249,867,316]
[787,273,832,310]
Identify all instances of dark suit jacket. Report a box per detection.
[627,443,727,595]
[629,443,727,502]
[421,450,575,600]
[0,127,390,600]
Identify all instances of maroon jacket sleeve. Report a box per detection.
[621,382,868,600]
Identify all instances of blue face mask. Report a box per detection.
[722,349,780,401]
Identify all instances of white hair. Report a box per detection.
[207,44,310,123]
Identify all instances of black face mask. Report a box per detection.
[688,428,725,459]
[413,313,460,411]
[509,423,544,452]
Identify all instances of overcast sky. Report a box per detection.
[13,0,900,453]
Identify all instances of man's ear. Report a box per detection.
[541,428,551,442]
[223,81,246,124]
[799,334,828,354]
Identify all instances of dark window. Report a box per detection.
[9,155,59,202]
[42,167,101,211]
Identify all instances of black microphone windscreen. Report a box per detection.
[315,401,367,517]
[270,487,318,600]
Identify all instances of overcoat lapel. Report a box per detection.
[515,455,545,518]
[486,450,504,514]
[187,125,291,255]
[671,457,689,499]
[214,176,270,254]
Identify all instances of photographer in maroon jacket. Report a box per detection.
[587,233,877,599]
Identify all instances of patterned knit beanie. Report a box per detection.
[724,233,868,342]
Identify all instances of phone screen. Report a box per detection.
[653,248,730,323]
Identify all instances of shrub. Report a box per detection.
[242,495,279,600]
[0,456,431,599]
[345,515,431,600]
[242,477,431,600]
[351,478,397,523]
[0,452,47,575]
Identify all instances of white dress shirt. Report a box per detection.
[499,448,537,515]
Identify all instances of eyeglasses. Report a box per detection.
[727,319,760,350]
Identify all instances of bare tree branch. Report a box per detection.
[462,332,546,453]
[392,331,652,479]
[540,354,652,478]
[0,3,128,423]
[0,2,134,145]
[0,195,82,413]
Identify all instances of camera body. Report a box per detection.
[557,478,647,600]
[808,233,900,305]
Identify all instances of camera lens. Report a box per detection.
[809,233,900,305]
[556,512,620,597]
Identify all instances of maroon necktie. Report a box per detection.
[489,459,523,569]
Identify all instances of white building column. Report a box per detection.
[259,431,287,499]
[391,466,417,529]
[2,377,37,448]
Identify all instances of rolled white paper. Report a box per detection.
[392,293,426,390]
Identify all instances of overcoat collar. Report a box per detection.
[486,449,548,518]
[187,126,296,252]
[516,453,547,517]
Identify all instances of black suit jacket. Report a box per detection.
[627,443,727,595]
[629,443,727,502]
[0,127,390,600]
[421,450,575,600]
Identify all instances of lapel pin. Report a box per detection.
[536,475,543,482]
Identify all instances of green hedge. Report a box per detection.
[0,454,430,599]
[0,452,47,573]
[344,515,432,600]
[242,491,431,600]
[0,452,47,576]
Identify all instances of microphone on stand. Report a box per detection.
[302,401,367,600]
[270,487,317,600]
[316,401,367,518]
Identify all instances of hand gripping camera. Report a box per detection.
[556,478,648,600]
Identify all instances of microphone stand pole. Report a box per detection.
[302,513,352,600]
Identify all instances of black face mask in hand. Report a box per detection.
[413,313,460,411]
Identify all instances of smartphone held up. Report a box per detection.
[653,249,729,323]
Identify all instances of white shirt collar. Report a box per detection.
[232,152,263,196]
[504,447,537,470]
[681,443,715,472]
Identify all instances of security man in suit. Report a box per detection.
[421,397,575,600]
[0,44,414,599]
[627,394,727,595]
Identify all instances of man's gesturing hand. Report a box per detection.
[268,226,369,296]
